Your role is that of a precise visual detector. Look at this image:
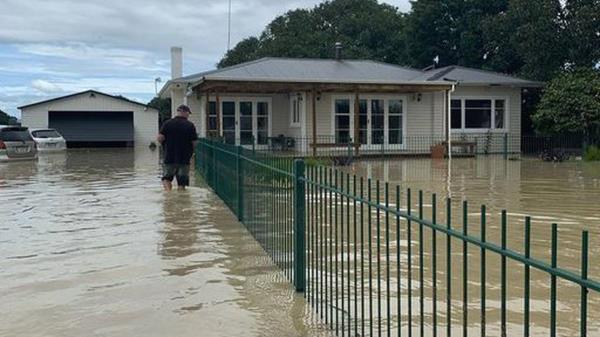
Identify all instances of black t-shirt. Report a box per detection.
[159,116,198,164]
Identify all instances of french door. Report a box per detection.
[219,98,271,147]
[334,96,405,150]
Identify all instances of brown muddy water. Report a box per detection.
[0,149,330,337]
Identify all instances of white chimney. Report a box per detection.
[170,46,183,79]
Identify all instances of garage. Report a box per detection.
[19,90,158,148]
[49,111,134,147]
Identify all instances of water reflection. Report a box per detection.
[0,148,331,337]
[159,192,199,260]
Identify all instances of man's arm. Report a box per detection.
[157,121,168,143]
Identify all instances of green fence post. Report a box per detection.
[504,133,508,159]
[237,146,244,222]
[293,159,306,292]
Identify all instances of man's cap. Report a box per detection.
[177,104,191,114]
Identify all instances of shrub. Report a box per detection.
[584,145,600,161]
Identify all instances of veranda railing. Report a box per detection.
[195,138,599,337]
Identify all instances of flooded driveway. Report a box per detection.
[0,149,329,337]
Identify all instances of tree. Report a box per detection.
[218,37,262,68]
[563,0,600,69]
[218,0,408,68]
[532,68,600,144]
[0,109,17,125]
[483,0,565,81]
[148,97,172,127]
[404,0,508,69]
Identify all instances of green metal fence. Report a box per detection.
[196,138,599,336]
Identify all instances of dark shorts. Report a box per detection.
[162,164,190,186]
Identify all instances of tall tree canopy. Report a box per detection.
[482,0,565,81]
[218,0,407,68]
[404,0,508,69]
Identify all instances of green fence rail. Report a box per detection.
[196,138,599,337]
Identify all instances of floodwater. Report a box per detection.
[313,155,600,336]
[0,149,330,337]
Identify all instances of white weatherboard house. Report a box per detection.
[160,46,541,156]
[20,90,158,147]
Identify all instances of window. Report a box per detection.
[358,99,368,144]
[222,101,236,144]
[388,99,403,144]
[335,99,351,143]
[371,99,384,144]
[451,99,462,129]
[495,99,505,129]
[239,101,253,145]
[208,101,218,135]
[290,95,301,127]
[257,102,269,145]
[451,98,507,130]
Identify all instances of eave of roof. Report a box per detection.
[18,89,155,110]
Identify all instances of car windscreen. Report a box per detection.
[0,129,33,141]
[31,129,61,138]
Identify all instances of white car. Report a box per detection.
[29,128,67,152]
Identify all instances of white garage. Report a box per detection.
[19,90,158,147]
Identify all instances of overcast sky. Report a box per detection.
[0,0,411,117]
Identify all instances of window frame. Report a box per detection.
[289,93,302,128]
[330,94,407,148]
[449,96,509,133]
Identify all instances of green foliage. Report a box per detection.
[584,145,600,161]
[218,0,408,68]
[405,0,508,69]
[217,0,600,116]
[305,157,333,167]
[147,97,172,126]
[563,0,600,69]
[532,68,600,137]
[0,109,18,125]
[482,0,565,81]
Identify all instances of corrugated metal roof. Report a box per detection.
[160,58,542,97]
[412,65,543,86]
[179,57,425,84]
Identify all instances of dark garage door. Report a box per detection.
[49,111,134,147]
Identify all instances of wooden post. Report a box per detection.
[311,88,317,157]
[216,92,221,138]
[205,91,210,138]
[354,90,360,156]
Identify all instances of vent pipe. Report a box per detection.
[335,42,342,60]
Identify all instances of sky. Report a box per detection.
[0,0,411,117]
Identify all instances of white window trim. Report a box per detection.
[330,94,408,148]
[289,92,302,128]
[206,96,272,147]
[451,96,509,133]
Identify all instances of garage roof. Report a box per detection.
[18,90,151,110]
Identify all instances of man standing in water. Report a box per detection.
[157,104,198,191]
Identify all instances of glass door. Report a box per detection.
[371,99,385,146]
[388,99,403,147]
[256,101,269,146]
[222,101,236,144]
[239,101,253,145]
[358,99,368,146]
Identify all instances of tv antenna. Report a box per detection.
[227,0,232,51]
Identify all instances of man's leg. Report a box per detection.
[162,164,176,191]
[175,165,190,190]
